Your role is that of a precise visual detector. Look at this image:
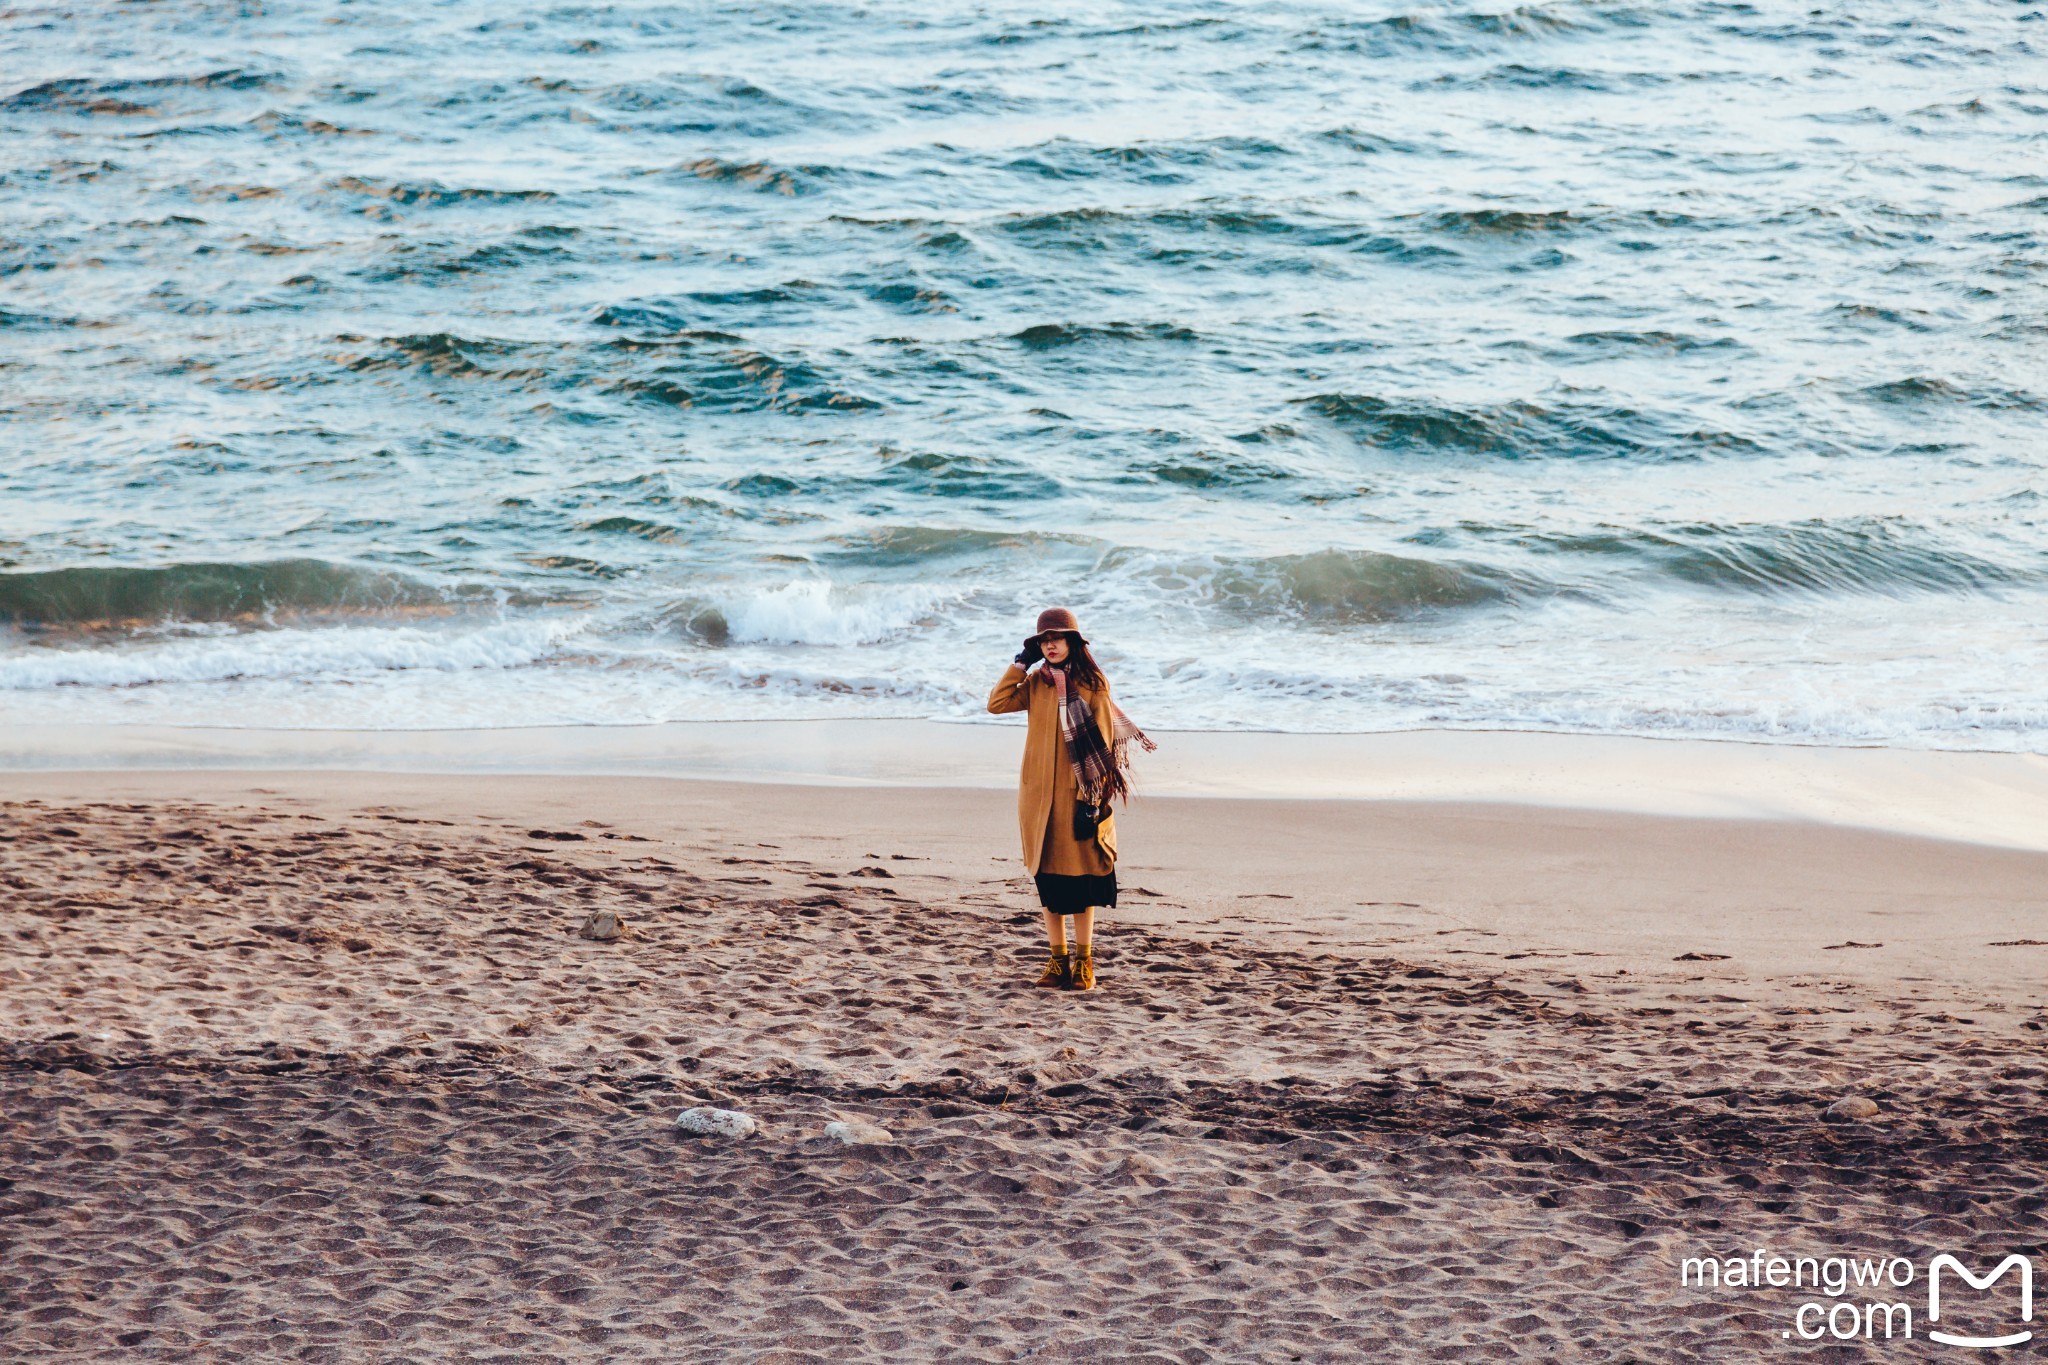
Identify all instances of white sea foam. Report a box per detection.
[0,617,589,691]
[720,581,962,647]
[3,593,2044,753]
[2,565,2044,752]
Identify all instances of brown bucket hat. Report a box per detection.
[1032,607,1086,643]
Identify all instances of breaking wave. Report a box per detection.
[0,560,521,629]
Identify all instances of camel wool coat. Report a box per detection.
[986,662,1118,877]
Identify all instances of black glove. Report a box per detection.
[1015,636,1043,667]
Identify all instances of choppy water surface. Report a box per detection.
[3,1,2045,746]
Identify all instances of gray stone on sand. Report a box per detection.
[822,1119,893,1146]
[1824,1096,1880,1122]
[578,908,623,941]
[676,1106,757,1138]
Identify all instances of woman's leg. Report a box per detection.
[1070,908,1098,989]
[1043,910,1068,952]
[1035,909,1072,988]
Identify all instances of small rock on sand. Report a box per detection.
[578,909,623,941]
[676,1107,756,1138]
[822,1119,892,1146]
[1824,1096,1880,1122]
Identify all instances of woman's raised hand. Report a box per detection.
[1016,636,1044,666]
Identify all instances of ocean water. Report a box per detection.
[3,0,2044,748]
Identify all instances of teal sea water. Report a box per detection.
[3,1,2044,746]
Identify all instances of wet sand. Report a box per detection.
[11,718,2048,850]
[4,770,2045,1361]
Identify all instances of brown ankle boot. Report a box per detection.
[1071,946,1096,991]
[1035,949,1072,989]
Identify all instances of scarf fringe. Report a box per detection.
[1047,665,1155,806]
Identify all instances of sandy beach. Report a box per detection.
[5,759,2045,1361]
[10,0,2043,1355]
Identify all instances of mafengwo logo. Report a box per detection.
[1927,1255,2033,1349]
[1679,1249,2033,1346]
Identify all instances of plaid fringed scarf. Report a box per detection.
[1046,664,1156,807]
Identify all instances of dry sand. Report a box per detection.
[4,768,2046,1362]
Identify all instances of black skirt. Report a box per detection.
[1034,871,1117,916]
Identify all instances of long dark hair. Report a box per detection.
[1050,634,1108,691]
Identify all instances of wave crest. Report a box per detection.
[1298,392,1761,460]
[1109,547,1526,622]
[328,176,558,208]
[0,560,493,629]
[677,581,963,647]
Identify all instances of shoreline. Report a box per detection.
[6,717,2047,850]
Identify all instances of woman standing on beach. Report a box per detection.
[987,608,1153,991]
